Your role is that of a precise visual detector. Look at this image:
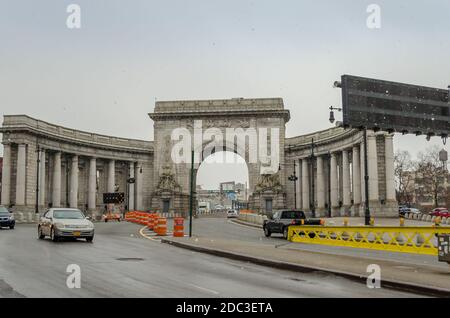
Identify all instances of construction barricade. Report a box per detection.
[288,225,450,256]
[173,217,184,237]
[147,213,157,230]
[155,217,167,236]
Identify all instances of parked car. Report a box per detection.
[227,209,239,218]
[0,206,15,229]
[263,210,322,239]
[399,206,421,216]
[409,208,421,215]
[38,208,95,242]
[398,206,409,216]
[430,208,449,217]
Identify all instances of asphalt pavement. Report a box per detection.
[0,221,419,298]
[191,216,449,271]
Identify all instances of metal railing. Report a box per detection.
[288,225,450,255]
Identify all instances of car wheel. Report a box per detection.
[9,225,15,230]
[283,227,289,240]
[50,227,59,242]
[38,226,45,239]
[263,226,271,237]
[86,236,94,243]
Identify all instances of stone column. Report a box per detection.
[360,141,366,216]
[330,152,339,215]
[367,132,379,202]
[52,152,62,208]
[69,155,78,208]
[128,162,135,211]
[297,159,302,209]
[385,134,396,202]
[135,162,143,211]
[1,144,11,206]
[352,146,361,215]
[316,156,325,215]
[38,149,46,207]
[15,144,27,206]
[342,150,351,214]
[107,160,115,193]
[301,159,310,211]
[88,158,97,211]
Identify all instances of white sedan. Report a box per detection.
[38,208,95,242]
[227,209,239,218]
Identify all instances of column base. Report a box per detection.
[10,206,40,223]
[359,200,398,218]
[315,207,327,217]
[351,204,361,217]
[340,206,352,217]
[331,207,340,217]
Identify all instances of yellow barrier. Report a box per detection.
[288,226,450,256]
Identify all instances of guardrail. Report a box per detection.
[288,225,450,255]
[404,212,450,225]
[238,213,268,225]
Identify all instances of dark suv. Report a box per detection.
[0,206,15,229]
[263,210,322,239]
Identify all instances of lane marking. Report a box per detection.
[186,282,220,295]
[139,226,161,242]
[139,226,188,242]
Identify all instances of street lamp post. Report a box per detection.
[329,106,371,225]
[288,161,299,209]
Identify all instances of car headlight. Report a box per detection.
[9,215,14,220]
[54,222,65,229]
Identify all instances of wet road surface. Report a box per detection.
[0,222,421,298]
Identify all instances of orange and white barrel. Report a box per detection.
[156,217,167,236]
[173,217,184,237]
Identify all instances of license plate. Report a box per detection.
[73,231,81,236]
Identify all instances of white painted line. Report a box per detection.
[186,282,220,295]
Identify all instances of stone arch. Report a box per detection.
[148,98,290,215]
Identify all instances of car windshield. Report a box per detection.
[53,210,85,219]
[282,211,305,219]
[0,206,9,214]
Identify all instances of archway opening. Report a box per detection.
[195,151,249,213]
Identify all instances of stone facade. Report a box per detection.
[0,97,398,221]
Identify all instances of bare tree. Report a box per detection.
[416,146,448,208]
[394,150,415,206]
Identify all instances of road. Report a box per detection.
[191,215,448,271]
[0,221,420,298]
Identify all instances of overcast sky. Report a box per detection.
[1,0,449,189]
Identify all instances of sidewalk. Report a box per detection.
[161,235,450,296]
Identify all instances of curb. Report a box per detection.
[160,238,450,298]
[231,219,262,229]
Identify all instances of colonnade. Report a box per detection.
[1,143,143,214]
[292,132,396,216]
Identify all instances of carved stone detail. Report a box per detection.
[254,173,283,194]
[155,165,180,194]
